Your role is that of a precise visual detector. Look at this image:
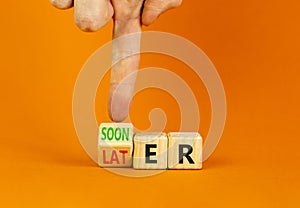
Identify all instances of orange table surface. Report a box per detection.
[0,1,299,207]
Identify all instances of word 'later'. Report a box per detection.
[98,123,202,170]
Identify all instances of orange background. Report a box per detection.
[1,0,300,207]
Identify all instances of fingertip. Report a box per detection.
[108,95,131,123]
[74,0,113,32]
[75,16,104,32]
[141,0,182,26]
[75,10,113,32]
[170,0,183,8]
[142,11,159,26]
[108,107,129,122]
[50,0,73,10]
[108,83,134,122]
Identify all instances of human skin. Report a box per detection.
[50,0,182,122]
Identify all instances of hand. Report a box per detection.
[50,0,182,121]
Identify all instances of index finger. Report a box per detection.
[108,19,141,122]
[108,0,144,122]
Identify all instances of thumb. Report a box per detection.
[108,5,142,122]
[142,0,182,26]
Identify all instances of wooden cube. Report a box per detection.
[133,132,168,169]
[168,132,202,169]
[98,123,133,167]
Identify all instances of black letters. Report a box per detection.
[179,144,194,164]
[145,144,157,164]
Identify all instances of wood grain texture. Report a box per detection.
[133,132,168,169]
[98,143,133,167]
[98,123,133,167]
[168,132,202,169]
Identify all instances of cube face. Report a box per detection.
[133,132,168,169]
[99,123,133,143]
[98,144,132,167]
[98,123,133,167]
[168,132,202,169]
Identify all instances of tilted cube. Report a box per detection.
[98,123,133,167]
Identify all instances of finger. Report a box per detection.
[108,0,144,122]
[50,0,73,9]
[74,0,114,32]
[109,19,141,122]
[142,0,182,26]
